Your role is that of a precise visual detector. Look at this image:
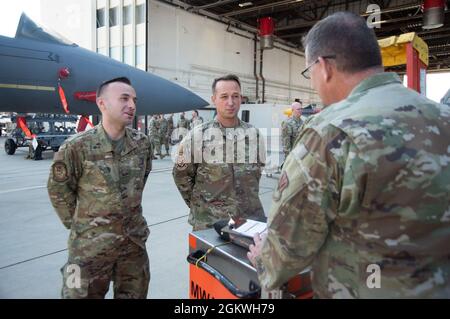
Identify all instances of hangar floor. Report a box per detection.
[0,136,278,298]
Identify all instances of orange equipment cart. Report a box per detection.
[187,228,313,299]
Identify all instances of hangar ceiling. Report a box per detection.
[160,0,450,72]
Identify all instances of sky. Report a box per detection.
[0,0,449,103]
[0,0,41,37]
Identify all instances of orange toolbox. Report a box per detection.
[188,228,313,299]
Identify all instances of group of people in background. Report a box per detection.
[148,110,204,159]
[281,101,304,160]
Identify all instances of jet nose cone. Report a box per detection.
[131,70,209,115]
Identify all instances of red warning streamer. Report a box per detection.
[58,83,69,114]
[74,91,97,102]
[77,115,94,132]
[17,117,36,138]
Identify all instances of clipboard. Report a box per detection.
[214,218,267,249]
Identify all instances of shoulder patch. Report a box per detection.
[52,162,69,182]
[272,171,289,202]
[175,146,188,171]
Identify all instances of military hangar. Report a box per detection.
[0,0,449,299]
[161,0,450,72]
[157,0,450,97]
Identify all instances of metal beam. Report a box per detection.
[294,7,316,21]
[360,4,420,17]
[221,0,305,17]
[418,27,450,36]
[279,32,306,39]
[423,33,450,41]
[273,2,422,32]
[318,1,331,20]
[160,0,258,32]
[159,0,302,49]
[277,9,424,31]
[192,0,240,11]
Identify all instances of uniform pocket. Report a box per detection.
[81,160,110,190]
[196,164,233,202]
[120,152,147,207]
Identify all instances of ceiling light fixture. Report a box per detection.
[422,0,446,29]
[239,2,253,8]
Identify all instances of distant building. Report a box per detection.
[41,0,145,70]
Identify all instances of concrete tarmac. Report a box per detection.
[0,136,279,299]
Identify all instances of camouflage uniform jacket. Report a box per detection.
[191,117,204,129]
[48,124,152,249]
[159,117,169,136]
[256,73,450,298]
[173,118,266,230]
[281,116,304,155]
[177,116,190,130]
[149,117,160,137]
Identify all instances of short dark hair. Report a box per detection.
[96,77,132,97]
[193,110,199,116]
[302,12,382,73]
[212,74,241,94]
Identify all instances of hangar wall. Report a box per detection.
[147,1,317,104]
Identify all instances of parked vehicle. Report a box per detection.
[4,114,78,160]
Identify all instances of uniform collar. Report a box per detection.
[292,115,302,123]
[213,117,245,129]
[210,117,249,141]
[97,123,113,153]
[97,123,138,155]
[348,72,401,98]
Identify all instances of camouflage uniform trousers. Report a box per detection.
[149,135,161,157]
[168,129,174,145]
[61,237,150,299]
[160,135,170,155]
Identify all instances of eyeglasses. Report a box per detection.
[301,55,336,79]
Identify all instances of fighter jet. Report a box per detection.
[0,13,209,116]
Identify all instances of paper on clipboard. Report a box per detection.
[233,219,267,238]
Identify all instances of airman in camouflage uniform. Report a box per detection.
[173,75,266,230]
[248,12,450,298]
[176,112,190,143]
[190,110,204,128]
[48,77,152,299]
[159,115,170,157]
[167,114,174,144]
[148,115,161,159]
[281,102,303,157]
[177,112,190,130]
